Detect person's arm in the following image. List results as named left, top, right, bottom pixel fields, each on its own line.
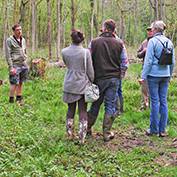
left=5, top=39, right=13, bottom=70
left=61, top=50, right=67, bottom=67
left=137, top=43, right=146, bottom=59
left=141, top=39, right=154, bottom=80
left=170, top=47, right=175, bottom=77
left=86, top=49, right=94, bottom=82
left=120, top=44, right=128, bottom=79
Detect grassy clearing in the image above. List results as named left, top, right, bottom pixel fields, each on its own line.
left=0, top=57, right=177, bottom=177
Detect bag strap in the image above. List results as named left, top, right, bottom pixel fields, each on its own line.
left=154, top=37, right=169, bottom=60
left=84, top=49, right=87, bottom=74
left=154, top=37, right=167, bottom=48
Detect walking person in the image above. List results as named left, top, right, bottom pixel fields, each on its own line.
left=137, top=25, right=153, bottom=110
left=141, top=21, right=175, bottom=137
left=62, top=30, right=94, bottom=144
left=5, top=24, right=29, bottom=105
left=87, top=19, right=128, bottom=142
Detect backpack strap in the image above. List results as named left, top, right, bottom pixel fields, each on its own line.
left=154, top=37, right=168, bottom=60
left=84, top=49, right=87, bottom=74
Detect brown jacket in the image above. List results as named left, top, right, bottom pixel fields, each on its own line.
left=137, top=38, right=151, bottom=63
left=90, top=32, right=123, bottom=82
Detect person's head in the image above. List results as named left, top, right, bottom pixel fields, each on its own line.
left=71, top=29, right=84, bottom=44
left=152, top=20, right=166, bottom=34
left=102, top=19, right=116, bottom=33
left=12, top=24, right=22, bottom=38
left=146, top=25, right=153, bottom=38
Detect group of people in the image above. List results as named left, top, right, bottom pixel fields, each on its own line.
left=5, top=19, right=175, bottom=144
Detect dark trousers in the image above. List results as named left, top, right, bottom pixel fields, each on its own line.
left=67, top=97, right=87, bottom=123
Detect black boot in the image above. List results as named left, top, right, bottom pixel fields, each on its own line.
left=87, top=112, right=97, bottom=136
left=119, top=97, right=124, bottom=114
left=103, top=114, right=115, bottom=142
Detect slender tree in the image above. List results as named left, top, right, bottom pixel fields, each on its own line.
left=47, top=0, right=52, bottom=60
left=3, top=0, right=9, bottom=53
left=71, top=0, right=75, bottom=30
left=31, top=0, right=36, bottom=52
left=90, top=0, right=95, bottom=40
left=57, top=0, right=61, bottom=61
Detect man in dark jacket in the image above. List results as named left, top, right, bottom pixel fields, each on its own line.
left=87, top=19, right=128, bottom=142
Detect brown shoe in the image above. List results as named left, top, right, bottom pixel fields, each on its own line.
left=159, top=132, right=168, bottom=137
left=104, top=131, right=115, bottom=142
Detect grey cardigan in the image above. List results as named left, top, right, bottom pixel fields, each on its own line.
left=62, top=44, right=94, bottom=94
left=5, top=36, right=27, bottom=70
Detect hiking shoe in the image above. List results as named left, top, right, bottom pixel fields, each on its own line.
left=159, top=132, right=168, bottom=137
left=103, top=131, right=115, bottom=142
left=145, top=129, right=158, bottom=136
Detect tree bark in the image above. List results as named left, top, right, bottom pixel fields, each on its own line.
left=90, top=0, right=95, bottom=40
left=3, top=0, right=9, bottom=53
left=71, top=0, right=75, bottom=30
left=159, top=0, right=165, bottom=21
left=19, top=0, right=29, bottom=25
left=31, top=0, right=36, bottom=52
left=47, top=0, right=52, bottom=60
left=13, top=0, right=19, bottom=23
left=57, top=0, right=61, bottom=61
left=62, top=0, right=66, bottom=48
left=155, top=0, right=159, bottom=20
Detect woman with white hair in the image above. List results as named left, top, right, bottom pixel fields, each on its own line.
left=141, top=20, right=175, bottom=137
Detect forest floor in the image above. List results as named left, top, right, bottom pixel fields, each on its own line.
left=0, top=53, right=177, bottom=176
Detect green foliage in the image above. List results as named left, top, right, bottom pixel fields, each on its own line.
left=1, top=0, right=177, bottom=49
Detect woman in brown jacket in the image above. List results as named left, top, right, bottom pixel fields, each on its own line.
left=62, top=30, right=94, bottom=143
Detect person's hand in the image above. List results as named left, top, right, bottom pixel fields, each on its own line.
left=138, top=79, right=145, bottom=84
left=10, top=68, right=17, bottom=75
left=143, top=48, right=147, bottom=52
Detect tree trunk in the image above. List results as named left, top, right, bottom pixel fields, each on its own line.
left=62, top=0, right=66, bottom=48
left=90, top=0, right=95, bottom=40
left=31, top=0, right=36, bottom=52
left=120, top=11, right=125, bottom=40
left=19, top=0, right=29, bottom=25
left=155, top=0, right=159, bottom=20
left=133, top=0, right=138, bottom=44
left=159, top=0, right=165, bottom=21
left=13, top=0, right=19, bottom=23
left=101, top=0, right=105, bottom=23
left=3, top=0, right=9, bottom=53
left=47, top=0, right=52, bottom=60
left=56, top=0, right=61, bottom=61
left=71, top=0, right=75, bottom=30
left=26, top=1, right=31, bottom=48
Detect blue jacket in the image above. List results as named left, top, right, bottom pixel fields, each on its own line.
left=141, top=32, right=175, bottom=79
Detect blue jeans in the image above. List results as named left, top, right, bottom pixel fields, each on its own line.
left=116, top=80, right=123, bottom=112
left=147, top=76, right=170, bottom=134
left=117, top=80, right=122, bottom=100
left=89, top=78, right=120, bottom=117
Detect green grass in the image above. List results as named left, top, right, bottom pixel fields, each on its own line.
left=0, top=58, right=177, bottom=177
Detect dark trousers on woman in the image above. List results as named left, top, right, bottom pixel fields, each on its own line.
left=66, top=97, right=87, bottom=143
